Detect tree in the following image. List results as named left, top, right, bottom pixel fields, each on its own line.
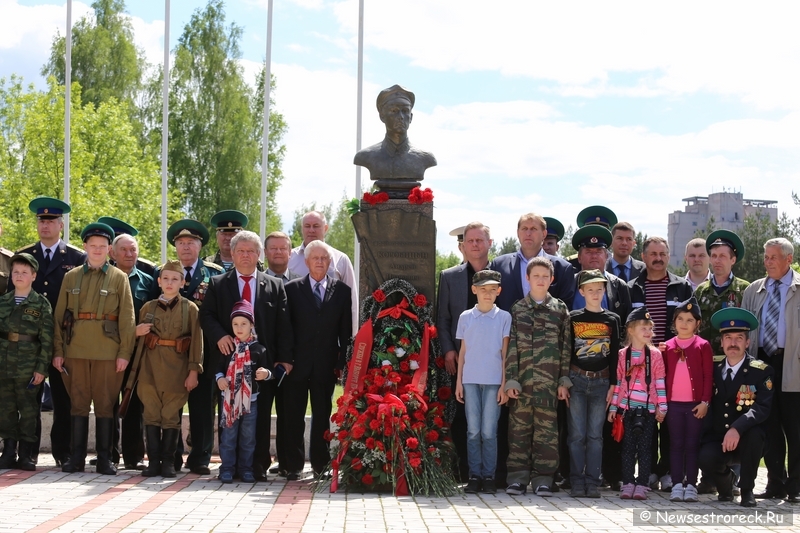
left=497, top=236, right=518, bottom=255
left=162, top=0, right=286, bottom=232
left=559, top=224, right=577, bottom=258
left=693, top=215, right=717, bottom=240
left=288, top=202, right=333, bottom=248
left=631, top=231, right=649, bottom=261
left=734, top=210, right=785, bottom=282
left=0, top=76, right=177, bottom=259
left=435, top=250, right=461, bottom=291
left=41, top=0, right=145, bottom=114
left=325, top=194, right=355, bottom=262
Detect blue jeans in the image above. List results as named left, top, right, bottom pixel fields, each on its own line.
left=219, top=401, right=258, bottom=477
left=463, top=383, right=501, bottom=478
left=567, top=371, right=609, bottom=489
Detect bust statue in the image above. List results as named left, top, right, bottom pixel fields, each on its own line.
left=354, top=85, right=437, bottom=199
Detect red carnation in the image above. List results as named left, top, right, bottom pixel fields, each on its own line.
left=413, top=294, right=427, bottom=307
left=437, top=386, right=452, bottom=401
left=373, top=289, right=387, bottom=302
left=426, top=324, right=438, bottom=339
left=406, top=437, right=419, bottom=450
left=427, top=446, right=436, bottom=454
left=352, top=425, right=366, bottom=439
left=366, top=437, right=376, bottom=449
left=375, top=192, right=389, bottom=203
left=412, top=421, right=425, bottom=431
left=434, top=357, right=445, bottom=369
left=351, top=457, right=363, bottom=471
left=433, top=416, right=444, bottom=428
left=375, top=440, right=385, bottom=451
left=362, top=473, right=374, bottom=485
left=384, top=427, right=393, bottom=436
left=414, top=410, right=426, bottom=421
left=338, top=429, right=349, bottom=440
left=399, top=361, right=410, bottom=372
left=426, top=430, right=440, bottom=443
left=369, top=419, right=381, bottom=431
left=409, top=456, right=422, bottom=469
left=323, top=429, right=331, bottom=441
left=388, top=372, right=401, bottom=383
left=399, top=337, right=410, bottom=346
left=387, top=346, right=395, bottom=353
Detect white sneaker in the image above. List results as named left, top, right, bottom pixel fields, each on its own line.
left=670, top=482, right=684, bottom=502
left=660, top=474, right=673, bottom=492
left=648, top=473, right=660, bottom=490
left=684, top=484, right=698, bottom=502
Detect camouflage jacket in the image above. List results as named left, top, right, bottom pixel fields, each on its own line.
left=695, top=276, right=750, bottom=355
left=505, top=293, right=572, bottom=405
left=0, top=290, right=54, bottom=378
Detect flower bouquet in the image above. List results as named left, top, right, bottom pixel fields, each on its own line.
left=319, top=279, right=457, bottom=496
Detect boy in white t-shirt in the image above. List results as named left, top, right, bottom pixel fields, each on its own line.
left=455, top=270, right=512, bottom=494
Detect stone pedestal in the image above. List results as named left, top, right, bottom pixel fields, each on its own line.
left=351, top=200, right=436, bottom=316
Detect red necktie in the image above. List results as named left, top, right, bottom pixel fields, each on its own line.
left=241, top=275, right=253, bottom=304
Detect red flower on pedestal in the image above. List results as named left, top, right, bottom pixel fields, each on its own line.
left=363, top=191, right=390, bottom=205
left=408, top=186, right=434, bottom=204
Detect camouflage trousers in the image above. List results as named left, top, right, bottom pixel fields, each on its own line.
left=0, top=377, right=40, bottom=442
left=507, top=397, right=559, bottom=487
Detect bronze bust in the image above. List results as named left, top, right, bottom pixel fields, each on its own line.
left=354, top=85, right=437, bottom=199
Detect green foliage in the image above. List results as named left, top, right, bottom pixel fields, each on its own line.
left=0, top=77, right=178, bottom=259
left=325, top=194, right=356, bottom=261
left=559, top=224, right=577, bottom=258
left=693, top=215, right=717, bottom=239
left=435, top=250, right=461, bottom=291
left=41, top=0, right=144, bottom=115
left=289, top=203, right=334, bottom=248
left=733, top=210, right=791, bottom=282
left=631, top=231, right=649, bottom=261
left=498, top=236, right=518, bottom=255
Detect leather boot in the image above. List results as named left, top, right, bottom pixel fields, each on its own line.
left=161, top=428, right=179, bottom=478
left=62, top=416, right=89, bottom=473
left=16, top=441, right=36, bottom=471
left=141, top=426, right=161, bottom=477
left=716, top=468, right=735, bottom=502
left=95, top=418, right=117, bottom=475
left=0, top=439, right=18, bottom=469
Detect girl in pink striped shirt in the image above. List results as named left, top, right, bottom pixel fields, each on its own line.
left=608, top=307, right=667, bottom=500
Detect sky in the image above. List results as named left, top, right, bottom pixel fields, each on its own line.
left=2, top=0, right=800, bottom=254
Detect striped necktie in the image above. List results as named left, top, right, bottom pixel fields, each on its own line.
left=761, top=281, right=781, bottom=356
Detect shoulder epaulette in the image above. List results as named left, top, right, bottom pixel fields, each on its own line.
left=138, top=257, right=157, bottom=267
left=749, top=359, right=767, bottom=370
left=713, top=355, right=726, bottom=363
left=0, top=247, right=12, bottom=257
left=203, top=254, right=217, bottom=264
left=202, top=260, right=224, bottom=273
left=16, top=243, right=37, bottom=253
left=66, top=243, right=84, bottom=253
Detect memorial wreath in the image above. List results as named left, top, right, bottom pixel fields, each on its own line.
left=318, top=278, right=458, bottom=496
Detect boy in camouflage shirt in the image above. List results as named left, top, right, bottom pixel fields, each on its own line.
left=0, top=254, right=53, bottom=471
left=504, top=257, right=572, bottom=496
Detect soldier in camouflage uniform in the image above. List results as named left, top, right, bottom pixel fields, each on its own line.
left=504, top=257, right=572, bottom=496
left=695, top=230, right=750, bottom=355
left=0, top=254, right=53, bottom=471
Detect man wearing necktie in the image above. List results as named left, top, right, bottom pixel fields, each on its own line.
left=11, top=197, right=85, bottom=468
left=283, top=240, right=352, bottom=480
left=199, top=230, right=292, bottom=481
left=742, top=237, right=800, bottom=503
left=166, top=219, right=224, bottom=475
left=698, top=307, right=773, bottom=507
left=606, top=222, right=646, bottom=283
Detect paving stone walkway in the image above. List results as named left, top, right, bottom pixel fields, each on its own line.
left=1, top=459, right=796, bottom=532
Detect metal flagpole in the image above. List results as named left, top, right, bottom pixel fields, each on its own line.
left=260, top=0, right=274, bottom=242
left=161, top=0, right=170, bottom=262
left=64, top=0, right=72, bottom=242
left=354, top=0, right=364, bottom=286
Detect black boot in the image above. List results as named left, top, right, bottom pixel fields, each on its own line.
left=0, top=439, right=18, bottom=469
left=95, top=418, right=117, bottom=475
left=716, top=469, right=735, bottom=502
left=141, top=426, right=161, bottom=477
left=16, top=441, right=36, bottom=471
left=62, top=416, right=89, bottom=473
left=161, top=429, right=179, bottom=478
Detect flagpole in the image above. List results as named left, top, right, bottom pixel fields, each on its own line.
left=260, top=0, right=274, bottom=242
left=64, top=0, right=72, bottom=242
left=161, top=0, right=170, bottom=262
left=353, top=0, right=364, bottom=286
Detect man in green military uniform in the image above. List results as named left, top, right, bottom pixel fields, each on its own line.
left=98, top=216, right=157, bottom=278
left=53, top=222, right=136, bottom=475
left=0, top=221, right=13, bottom=294
left=695, top=230, right=750, bottom=355
left=15, top=197, right=86, bottom=467
left=168, top=219, right=224, bottom=475
left=205, top=210, right=264, bottom=273
left=567, top=206, right=618, bottom=272
left=542, top=217, right=564, bottom=257
left=504, top=256, right=572, bottom=496
left=0, top=254, right=53, bottom=471
left=698, top=307, right=774, bottom=507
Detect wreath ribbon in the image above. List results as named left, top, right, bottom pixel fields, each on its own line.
left=376, top=297, right=418, bottom=321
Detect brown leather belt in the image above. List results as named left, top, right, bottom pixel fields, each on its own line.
left=570, top=365, right=609, bottom=379
left=0, top=331, right=38, bottom=342
left=76, top=313, right=118, bottom=321
left=156, top=339, right=178, bottom=347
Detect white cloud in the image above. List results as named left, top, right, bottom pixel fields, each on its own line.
left=332, top=0, right=800, bottom=110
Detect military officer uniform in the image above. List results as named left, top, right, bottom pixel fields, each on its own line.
left=205, top=210, right=264, bottom=272
left=695, top=230, right=749, bottom=355
left=0, top=254, right=53, bottom=470
left=168, top=219, right=223, bottom=474
left=53, top=223, right=136, bottom=475
left=98, top=216, right=157, bottom=278
left=14, top=197, right=85, bottom=466
left=542, top=217, right=564, bottom=257
left=697, top=308, right=774, bottom=507
left=567, top=206, right=618, bottom=273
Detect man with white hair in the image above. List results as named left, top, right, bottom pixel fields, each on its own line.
left=199, top=230, right=293, bottom=481
left=288, top=211, right=358, bottom=331
left=283, top=240, right=352, bottom=480
left=742, top=237, right=800, bottom=503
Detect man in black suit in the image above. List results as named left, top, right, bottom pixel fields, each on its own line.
left=13, top=197, right=86, bottom=466
left=283, top=240, right=352, bottom=480
left=491, top=212, right=575, bottom=312
left=605, top=222, right=646, bottom=283
left=199, top=230, right=293, bottom=481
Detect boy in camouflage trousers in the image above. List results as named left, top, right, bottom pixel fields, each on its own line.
left=0, top=254, right=53, bottom=471
left=504, top=257, right=572, bottom=496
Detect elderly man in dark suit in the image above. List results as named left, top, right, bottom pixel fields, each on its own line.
left=198, top=230, right=293, bottom=481
left=283, top=240, right=352, bottom=480
left=437, top=221, right=493, bottom=483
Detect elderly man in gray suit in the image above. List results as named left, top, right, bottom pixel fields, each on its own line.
left=437, top=221, right=493, bottom=484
